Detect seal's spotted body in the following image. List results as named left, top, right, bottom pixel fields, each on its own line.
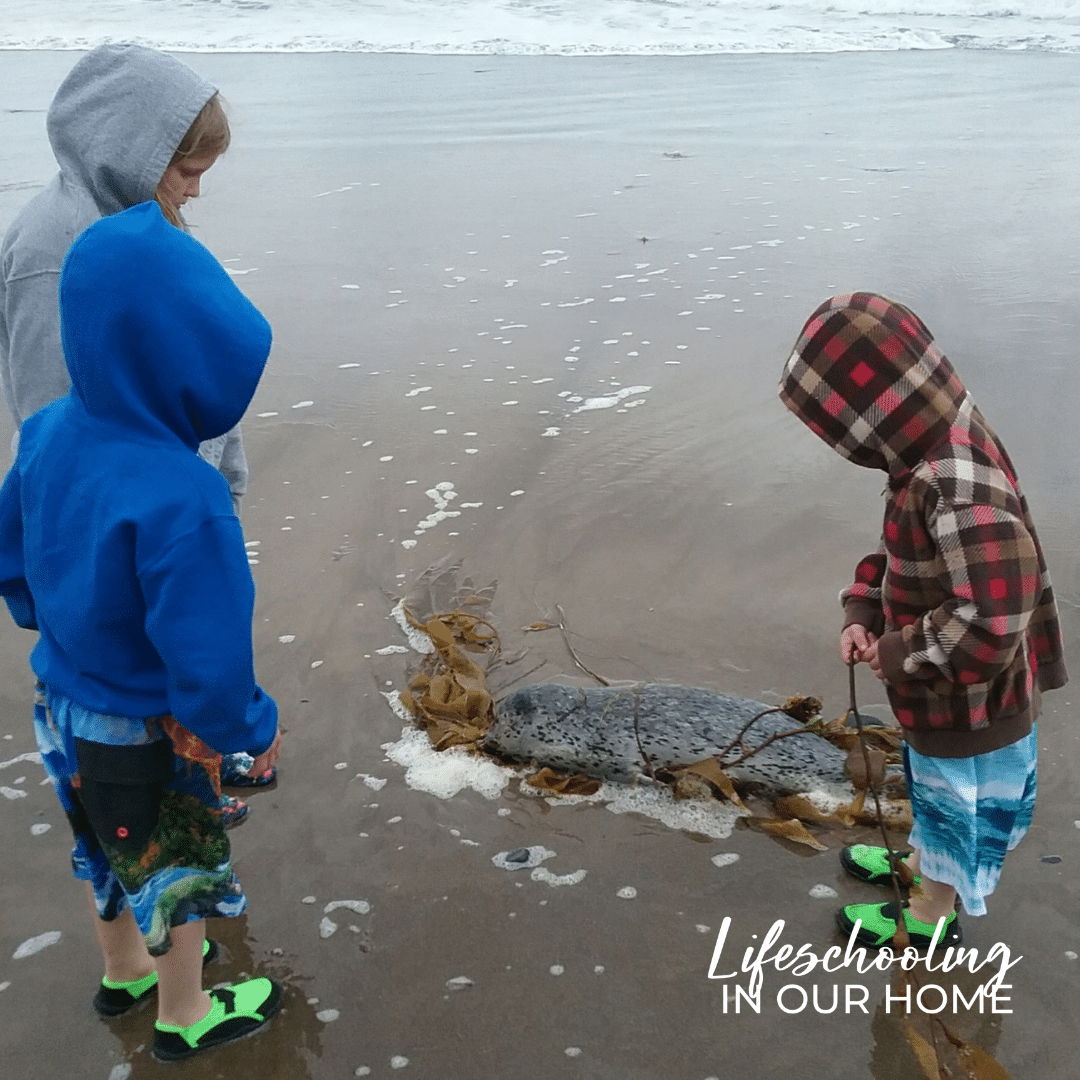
left=487, top=683, right=849, bottom=795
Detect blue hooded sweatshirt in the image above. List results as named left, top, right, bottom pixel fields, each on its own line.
left=0, top=201, right=276, bottom=756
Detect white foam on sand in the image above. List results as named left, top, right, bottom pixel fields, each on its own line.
left=325, top=899, right=371, bottom=915
left=0, top=752, right=42, bottom=770
left=12, top=931, right=61, bottom=959
left=413, top=483, right=461, bottom=538
left=381, top=725, right=511, bottom=801
left=531, top=866, right=587, bottom=887
left=571, top=385, right=652, bottom=413
left=390, top=601, right=436, bottom=655
left=538, top=778, right=743, bottom=839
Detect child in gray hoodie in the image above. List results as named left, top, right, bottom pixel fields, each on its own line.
left=0, top=44, right=245, bottom=497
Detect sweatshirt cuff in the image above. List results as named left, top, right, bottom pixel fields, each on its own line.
left=875, top=630, right=909, bottom=684
left=4, top=590, right=37, bottom=631
left=842, top=598, right=884, bottom=638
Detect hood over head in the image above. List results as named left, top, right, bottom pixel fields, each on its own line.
left=59, top=201, right=271, bottom=448
left=47, top=44, right=216, bottom=217
left=778, top=292, right=1007, bottom=477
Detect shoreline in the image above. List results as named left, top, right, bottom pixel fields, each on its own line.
left=1, top=48, right=1078, bottom=1080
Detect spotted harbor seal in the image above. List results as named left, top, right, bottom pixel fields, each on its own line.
left=485, top=683, right=850, bottom=795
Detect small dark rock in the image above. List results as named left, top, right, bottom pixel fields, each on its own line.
left=505, top=847, right=531, bottom=864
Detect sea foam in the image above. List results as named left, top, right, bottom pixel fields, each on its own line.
left=3, top=1, right=1080, bottom=55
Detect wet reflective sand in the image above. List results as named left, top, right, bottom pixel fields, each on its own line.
left=1, top=50, right=1079, bottom=1080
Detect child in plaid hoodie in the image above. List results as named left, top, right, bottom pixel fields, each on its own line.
left=779, top=293, right=1067, bottom=948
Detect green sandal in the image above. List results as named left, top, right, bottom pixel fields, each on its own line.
left=840, top=844, right=921, bottom=887
left=836, top=900, right=962, bottom=949
left=152, top=977, right=282, bottom=1061
left=93, top=937, right=218, bottom=1017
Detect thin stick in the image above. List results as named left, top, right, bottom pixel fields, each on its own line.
left=491, top=660, right=549, bottom=701
left=554, top=604, right=611, bottom=686
left=848, top=660, right=908, bottom=914
left=721, top=725, right=823, bottom=767
left=632, top=685, right=658, bottom=782
left=711, top=707, right=786, bottom=762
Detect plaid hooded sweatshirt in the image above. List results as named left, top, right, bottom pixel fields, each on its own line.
left=779, top=293, right=1066, bottom=758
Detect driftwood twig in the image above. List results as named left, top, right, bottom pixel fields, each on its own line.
left=554, top=604, right=611, bottom=686
left=632, top=685, right=658, bottom=782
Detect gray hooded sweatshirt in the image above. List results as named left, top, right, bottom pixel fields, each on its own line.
left=0, top=44, right=246, bottom=503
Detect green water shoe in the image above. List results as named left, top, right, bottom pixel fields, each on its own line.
left=836, top=900, right=961, bottom=949
left=840, top=844, right=921, bottom=887
left=93, top=937, right=218, bottom=1017
left=152, top=977, right=282, bottom=1061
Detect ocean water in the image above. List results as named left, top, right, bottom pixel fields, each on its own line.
left=3, top=0, right=1080, bottom=55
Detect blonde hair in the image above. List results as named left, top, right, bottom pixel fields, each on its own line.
left=155, top=93, right=231, bottom=227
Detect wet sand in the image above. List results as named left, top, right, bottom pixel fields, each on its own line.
left=2, top=49, right=1079, bottom=1080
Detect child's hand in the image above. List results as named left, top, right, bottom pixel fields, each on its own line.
left=840, top=624, right=878, bottom=665
left=860, top=639, right=886, bottom=681
left=249, top=732, right=282, bottom=778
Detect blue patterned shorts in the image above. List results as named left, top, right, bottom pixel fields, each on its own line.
left=33, top=683, right=247, bottom=955
left=905, top=727, right=1037, bottom=917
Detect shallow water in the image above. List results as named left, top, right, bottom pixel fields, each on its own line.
left=1, top=50, right=1079, bottom=1080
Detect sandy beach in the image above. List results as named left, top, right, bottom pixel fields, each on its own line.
left=2, top=49, right=1079, bottom=1079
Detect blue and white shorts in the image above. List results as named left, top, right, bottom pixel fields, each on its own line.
left=905, top=727, right=1037, bottom=917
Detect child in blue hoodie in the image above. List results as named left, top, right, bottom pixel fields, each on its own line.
left=0, top=43, right=274, bottom=806
left=0, top=202, right=281, bottom=1060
